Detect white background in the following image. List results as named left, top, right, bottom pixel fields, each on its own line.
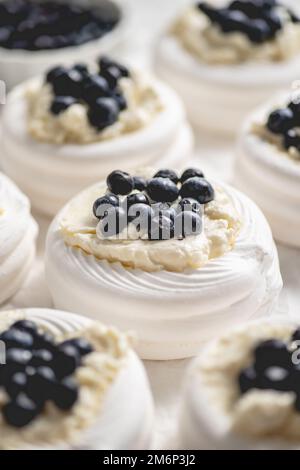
left=1, top=0, right=300, bottom=449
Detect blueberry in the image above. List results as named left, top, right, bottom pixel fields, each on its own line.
left=52, top=69, right=83, bottom=98
left=0, top=26, right=13, bottom=44
left=99, top=56, right=130, bottom=79
left=46, top=66, right=66, bottom=84
left=29, top=349, right=53, bottom=368
left=82, top=74, right=109, bottom=105
left=291, top=328, right=300, bottom=342
left=60, top=338, right=93, bottom=357
left=11, top=320, right=37, bottom=336
left=133, top=176, right=147, bottom=191
left=180, top=177, right=214, bottom=204
left=2, top=393, right=40, bottom=428
left=33, top=331, right=55, bottom=351
left=4, top=371, right=27, bottom=399
left=247, top=19, right=272, bottom=44
left=261, top=366, right=292, bottom=392
left=101, top=66, right=122, bottom=89
left=288, top=100, right=300, bottom=118
left=107, top=170, right=134, bottom=196
left=267, top=108, right=294, bottom=134
left=174, top=211, right=202, bottom=238
left=52, top=376, right=78, bottom=411
left=197, top=2, right=222, bottom=23
left=283, top=129, right=300, bottom=151
left=0, top=328, right=33, bottom=350
left=238, top=366, right=259, bottom=394
left=180, top=168, right=204, bottom=183
left=263, top=11, right=282, bottom=35
left=98, top=206, right=127, bottom=238
left=126, top=193, right=149, bottom=210
left=50, top=96, right=77, bottom=115
left=229, top=1, right=272, bottom=18
left=5, top=348, right=32, bottom=368
left=53, top=345, right=80, bottom=379
left=73, top=63, right=89, bottom=77
left=177, top=198, right=202, bottom=214
left=148, top=215, right=175, bottom=241
left=219, top=10, right=249, bottom=34
left=26, top=366, right=56, bottom=402
left=113, top=91, right=127, bottom=111
left=153, top=169, right=179, bottom=184
left=254, top=339, right=291, bottom=372
left=87, top=97, right=119, bottom=130
left=147, top=177, right=179, bottom=203
left=93, top=193, right=119, bottom=219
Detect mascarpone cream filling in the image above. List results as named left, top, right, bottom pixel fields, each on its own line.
left=0, top=173, right=37, bottom=304
left=0, top=309, right=153, bottom=450
left=181, top=319, right=300, bottom=449
left=235, top=95, right=300, bottom=247
left=59, top=178, right=241, bottom=273
left=27, top=72, right=163, bottom=145
left=173, top=5, right=300, bottom=65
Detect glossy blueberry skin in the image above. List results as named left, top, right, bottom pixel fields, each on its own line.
left=180, top=168, right=204, bottom=183
left=260, top=366, right=292, bottom=392
left=51, top=69, right=83, bottom=98
left=99, top=56, right=130, bottom=79
left=0, top=328, right=33, bottom=350
left=11, top=320, right=38, bottom=336
left=2, top=393, right=40, bottom=428
left=146, top=177, right=179, bottom=203
left=180, top=177, right=214, bottom=204
left=87, top=97, right=119, bottom=130
left=26, top=366, right=56, bottom=402
left=93, top=193, right=119, bottom=220
left=52, top=377, right=79, bottom=411
left=60, top=338, right=93, bottom=358
left=247, top=18, right=272, bottom=44
left=53, top=345, right=80, bottom=379
left=153, top=169, right=179, bottom=184
left=29, top=349, right=54, bottom=368
left=107, top=170, right=134, bottom=196
left=126, top=193, right=149, bottom=210
left=133, top=176, right=147, bottom=191
left=254, top=339, right=292, bottom=372
left=288, top=100, right=300, bottom=119
left=82, top=74, right=109, bottom=105
left=238, top=366, right=259, bottom=394
left=283, top=129, right=300, bottom=151
left=267, top=108, right=294, bottom=134
left=46, top=66, right=66, bottom=85
left=3, top=371, right=27, bottom=399
left=50, top=96, right=77, bottom=115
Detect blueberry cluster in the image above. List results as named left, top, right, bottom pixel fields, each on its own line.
left=238, top=328, right=300, bottom=410
left=0, top=0, right=120, bottom=51
left=46, top=56, right=129, bottom=131
left=93, top=168, right=215, bottom=241
left=198, top=0, right=299, bottom=44
left=266, top=102, right=300, bottom=152
left=0, top=320, right=93, bottom=428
